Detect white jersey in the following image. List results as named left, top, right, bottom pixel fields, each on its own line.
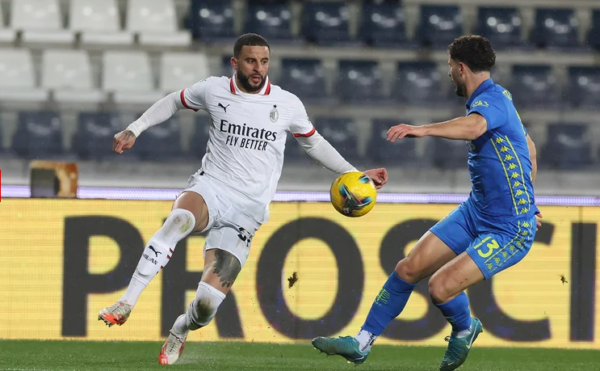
left=180, top=75, right=315, bottom=224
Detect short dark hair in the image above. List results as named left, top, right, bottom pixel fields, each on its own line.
left=448, top=35, right=496, bottom=73
left=233, top=33, right=270, bottom=58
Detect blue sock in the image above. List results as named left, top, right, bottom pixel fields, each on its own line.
left=435, top=292, right=472, bottom=333
left=362, top=271, right=416, bottom=336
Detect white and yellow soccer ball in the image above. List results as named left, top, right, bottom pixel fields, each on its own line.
left=330, top=171, right=377, bottom=217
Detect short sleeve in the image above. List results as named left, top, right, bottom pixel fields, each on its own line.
left=180, top=78, right=213, bottom=112
left=289, top=97, right=316, bottom=138
left=467, top=94, right=507, bottom=131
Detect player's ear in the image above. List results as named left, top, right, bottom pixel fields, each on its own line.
left=459, top=62, right=466, bottom=77
left=230, top=57, right=238, bottom=71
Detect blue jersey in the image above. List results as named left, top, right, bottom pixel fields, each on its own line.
left=464, top=78, right=538, bottom=222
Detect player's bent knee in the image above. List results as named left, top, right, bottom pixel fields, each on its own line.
left=164, top=208, right=196, bottom=237
left=186, top=282, right=226, bottom=330
left=395, top=258, right=422, bottom=284
left=173, top=192, right=208, bottom=231
left=428, top=276, right=451, bottom=304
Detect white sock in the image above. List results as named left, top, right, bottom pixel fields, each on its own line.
left=119, top=209, right=195, bottom=309
left=172, top=314, right=189, bottom=337
left=119, top=276, right=146, bottom=307
left=355, top=328, right=378, bottom=352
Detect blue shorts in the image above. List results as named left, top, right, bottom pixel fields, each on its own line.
left=430, top=202, right=537, bottom=280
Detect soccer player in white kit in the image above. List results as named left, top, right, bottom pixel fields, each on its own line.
left=98, top=33, right=388, bottom=365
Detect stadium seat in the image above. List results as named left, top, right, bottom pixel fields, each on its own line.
left=361, top=0, right=413, bottom=48
left=0, top=2, right=16, bottom=43
left=245, top=0, right=298, bottom=44
left=542, top=124, right=592, bottom=169
left=588, top=10, right=600, bottom=50
left=285, top=131, right=305, bottom=163
left=12, top=111, right=63, bottom=159
left=392, top=61, right=447, bottom=107
left=127, top=0, right=191, bottom=46
left=476, top=7, right=525, bottom=49
left=313, top=118, right=360, bottom=161
left=221, top=55, right=234, bottom=77
left=189, top=0, right=236, bottom=43
left=191, top=115, right=211, bottom=159
left=567, top=66, right=600, bottom=109
left=301, top=1, right=356, bottom=46
left=417, top=5, right=463, bottom=48
left=42, top=50, right=105, bottom=104
left=102, top=51, right=163, bottom=105
left=0, top=49, right=48, bottom=103
left=279, top=58, right=329, bottom=104
left=72, top=112, right=122, bottom=160
left=368, top=119, right=418, bottom=165
left=335, top=60, right=385, bottom=104
left=11, top=0, right=74, bottom=45
left=530, top=8, right=580, bottom=50
left=70, top=0, right=133, bottom=46
left=136, top=116, right=185, bottom=162
left=429, top=137, right=468, bottom=169
left=509, top=65, right=559, bottom=109
left=160, top=53, right=210, bottom=92
left=0, top=122, right=4, bottom=155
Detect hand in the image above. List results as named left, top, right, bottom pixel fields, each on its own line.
left=535, top=212, right=542, bottom=231
left=113, top=130, right=137, bottom=154
left=386, top=124, right=426, bottom=143
left=363, top=168, right=388, bottom=189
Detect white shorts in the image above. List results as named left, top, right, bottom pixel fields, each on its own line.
left=181, top=172, right=261, bottom=267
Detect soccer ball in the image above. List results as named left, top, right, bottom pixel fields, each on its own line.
left=330, top=172, right=377, bottom=217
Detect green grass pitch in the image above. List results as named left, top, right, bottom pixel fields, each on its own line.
left=0, top=340, right=598, bottom=370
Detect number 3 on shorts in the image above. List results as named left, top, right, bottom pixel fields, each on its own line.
left=474, top=237, right=500, bottom=258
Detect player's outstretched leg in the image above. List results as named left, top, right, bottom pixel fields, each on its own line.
left=312, top=232, right=456, bottom=364
left=429, top=253, right=485, bottom=371
left=159, top=249, right=238, bottom=365
left=98, top=202, right=200, bottom=327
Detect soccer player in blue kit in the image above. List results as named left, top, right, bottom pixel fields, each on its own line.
left=312, top=35, right=542, bottom=371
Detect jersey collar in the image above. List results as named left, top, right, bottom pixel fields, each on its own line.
left=466, top=78, right=494, bottom=109
left=230, top=74, right=271, bottom=96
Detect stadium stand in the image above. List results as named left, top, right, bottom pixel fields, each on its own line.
left=336, top=60, right=386, bottom=104
left=0, top=49, right=48, bottom=103
left=368, top=119, right=418, bottom=166
left=189, top=0, right=236, bottom=43
left=279, top=58, right=330, bottom=104
left=42, top=50, right=105, bottom=104
left=361, top=0, right=413, bottom=48
left=72, top=112, right=123, bottom=160
left=530, top=8, right=581, bottom=50
left=12, top=111, right=64, bottom=159
left=417, top=5, right=463, bottom=49
left=70, top=0, right=133, bottom=46
left=0, top=0, right=599, bottom=186
left=301, top=1, right=357, bottom=46
left=542, top=124, right=592, bottom=169
left=313, top=117, right=360, bottom=161
left=509, top=65, right=560, bottom=109
left=567, top=66, right=600, bottom=109
left=245, top=0, right=298, bottom=44
left=475, top=7, right=526, bottom=50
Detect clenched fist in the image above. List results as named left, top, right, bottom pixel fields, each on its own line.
left=113, top=130, right=137, bottom=154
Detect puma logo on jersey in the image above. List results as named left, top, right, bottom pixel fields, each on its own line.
left=218, top=103, right=230, bottom=112
left=148, top=246, right=162, bottom=257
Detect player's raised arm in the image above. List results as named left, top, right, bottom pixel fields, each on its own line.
left=289, top=98, right=388, bottom=188
left=113, top=79, right=211, bottom=154
left=386, top=114, right=489, bottom=143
